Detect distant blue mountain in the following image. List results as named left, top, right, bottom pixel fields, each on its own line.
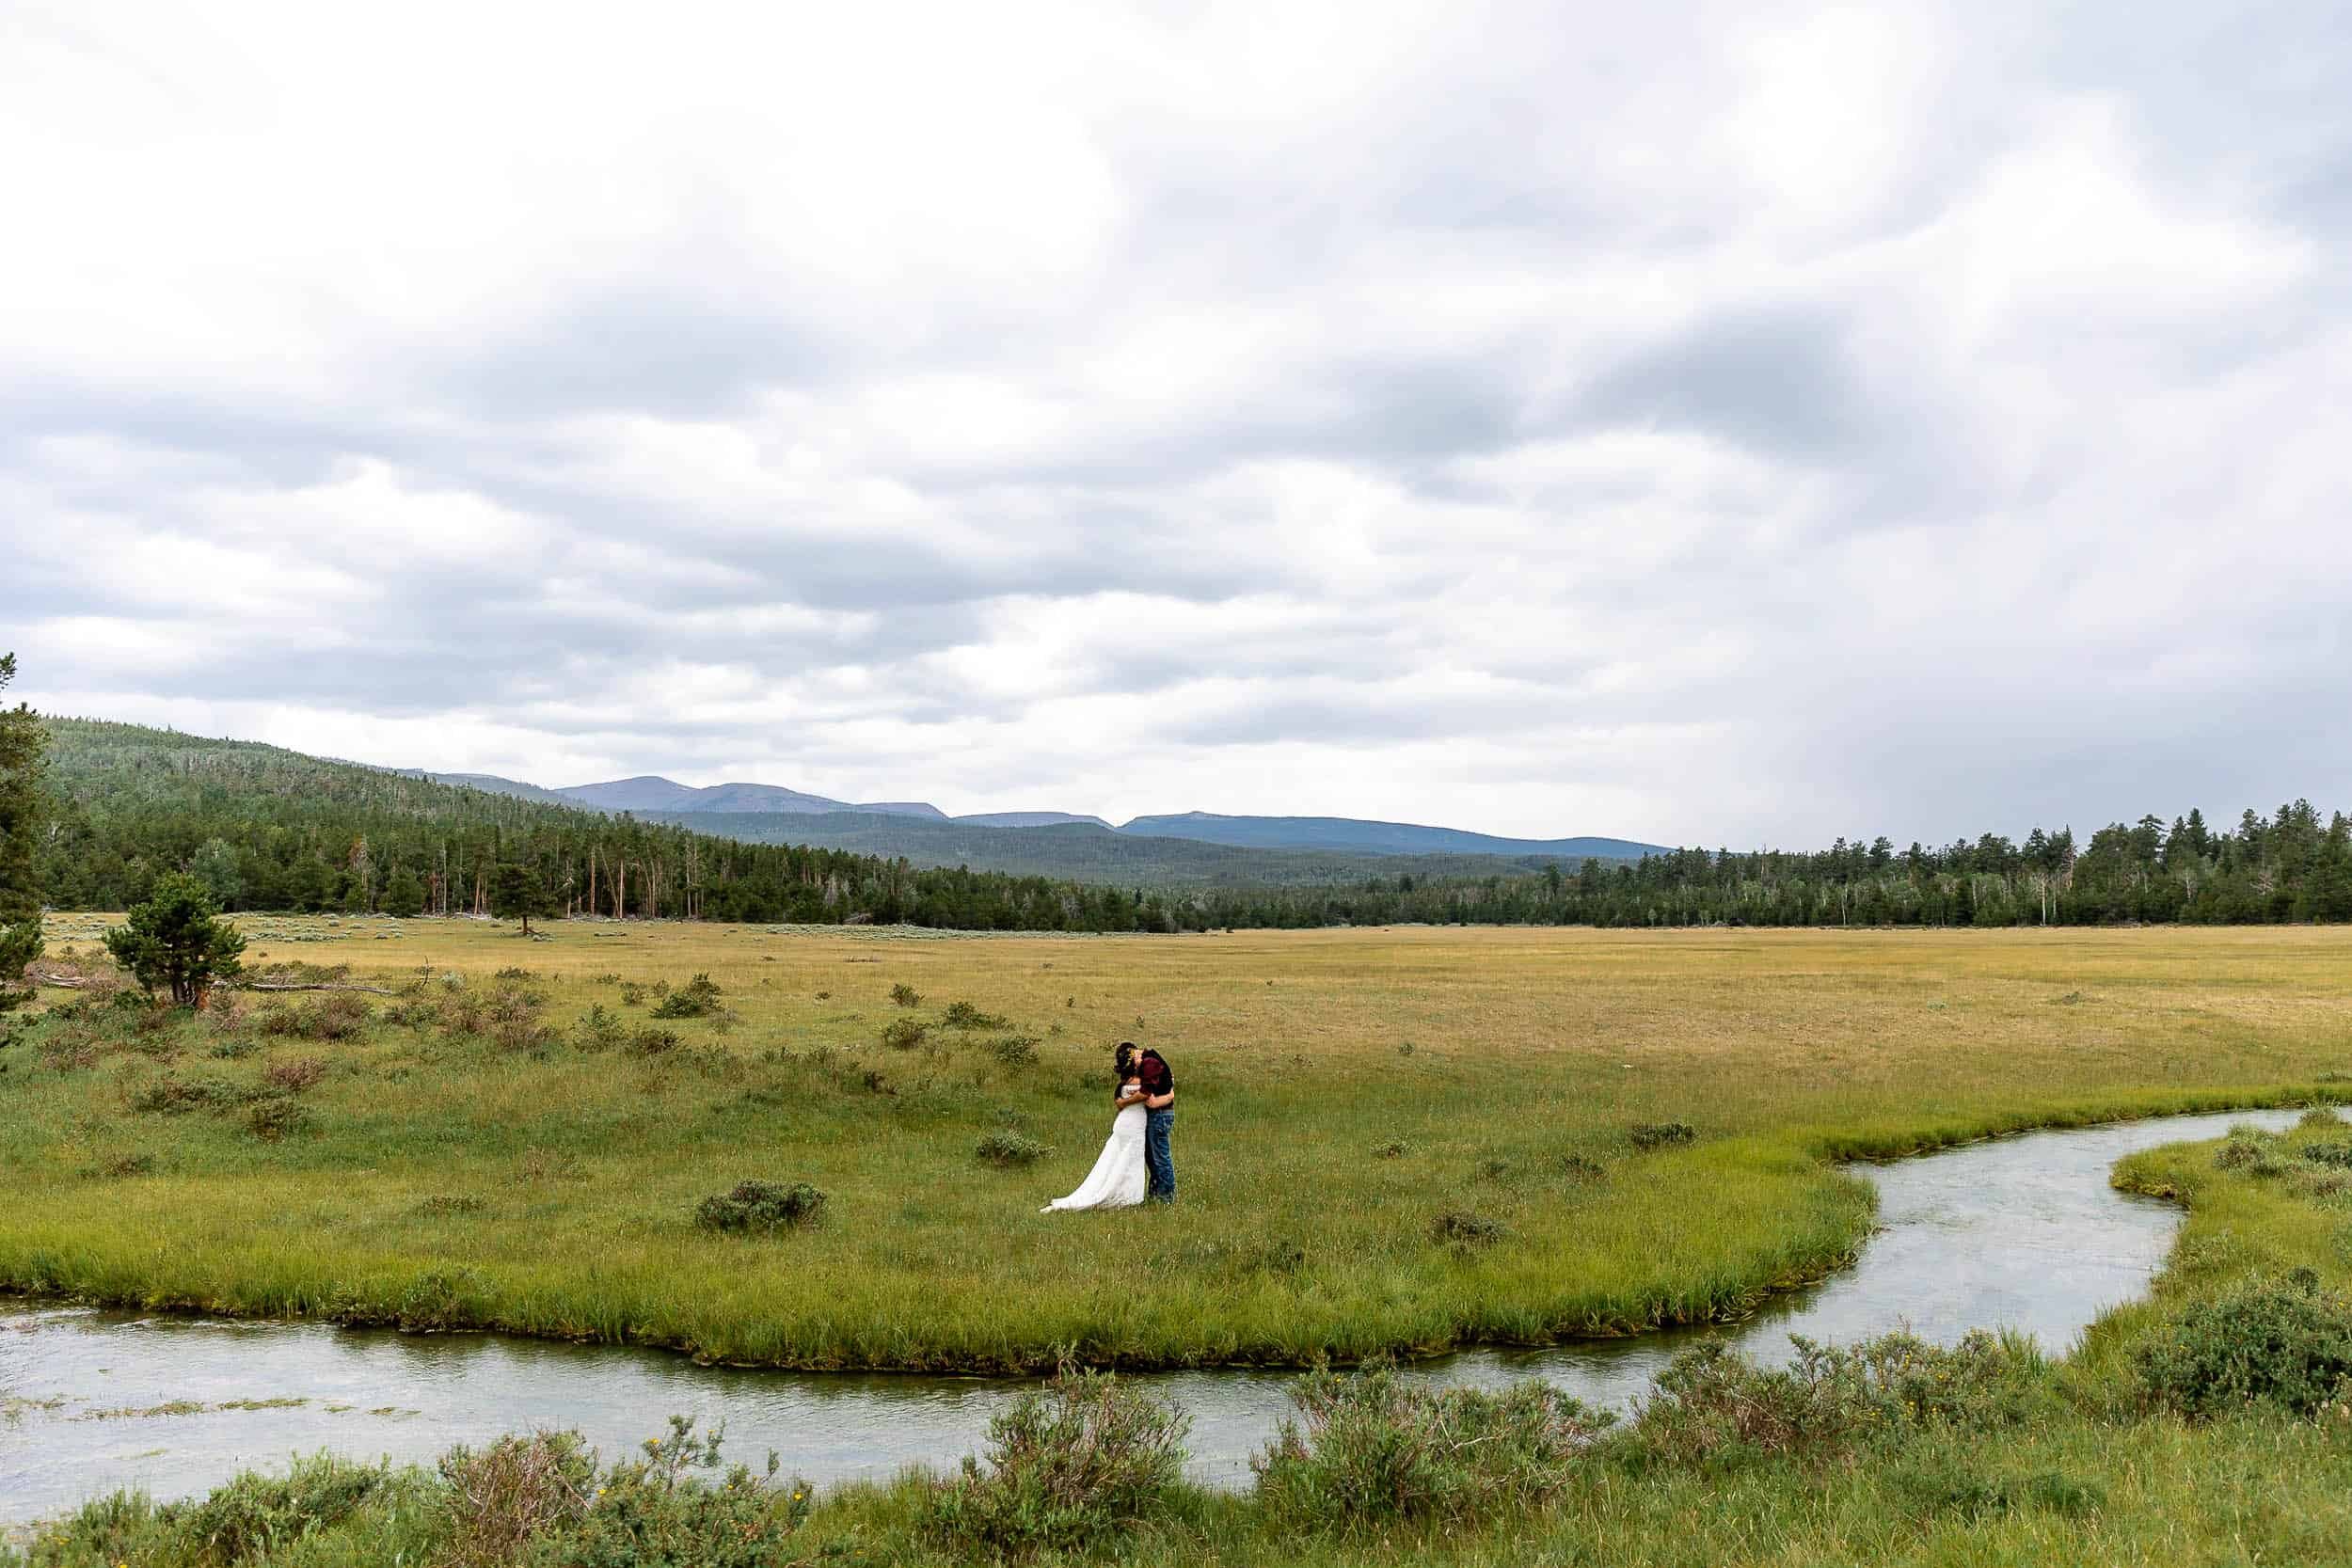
left=1115, top=811, right=1667, bottom=861
left=416, top=770, right=1662, bottom=865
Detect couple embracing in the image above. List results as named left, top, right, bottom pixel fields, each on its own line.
left=1041, top=1042, right=1176, bottom=1212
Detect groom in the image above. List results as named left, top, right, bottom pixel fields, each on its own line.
left=1131, top=1042, right=1177, bottom=1203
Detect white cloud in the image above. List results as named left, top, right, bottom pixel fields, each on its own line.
left=6, top=0, right=2348, bottom=845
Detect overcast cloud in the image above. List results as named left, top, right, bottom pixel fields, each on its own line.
left=5, top=0, right=2346, bottom=846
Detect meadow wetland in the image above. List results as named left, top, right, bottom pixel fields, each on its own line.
left=8, top=917, right=2352, bottom=1564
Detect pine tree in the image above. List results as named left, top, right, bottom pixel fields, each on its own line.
left=0, top=653, right=44, bottom=1013
left=105, top=872, right=247, bottom=1006
left=490, top=862, right=553, bottom=936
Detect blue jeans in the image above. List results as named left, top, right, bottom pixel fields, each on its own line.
left=1144, top=1107, right=1176, bottom=1203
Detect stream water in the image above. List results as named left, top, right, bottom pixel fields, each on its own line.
left=2, top=1107, right=2329, bottom=1525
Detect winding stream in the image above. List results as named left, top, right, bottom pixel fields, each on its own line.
left=2, top=1107, right=2329, bottom=1525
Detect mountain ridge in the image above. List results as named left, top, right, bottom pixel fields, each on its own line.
left=415, top=770, right=1666, bottom=862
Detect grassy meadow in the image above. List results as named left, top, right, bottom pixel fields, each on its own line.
left=15, top=1111, right=2352, bottom=1567
left=4, top=916, right=2351, bottom=1371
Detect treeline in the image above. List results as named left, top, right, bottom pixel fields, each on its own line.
left=25, top=719, right=2352, bottom=934
left=1174, top=805, right=2352, bottom=929
left=32, top=721, right=1196, bottom=932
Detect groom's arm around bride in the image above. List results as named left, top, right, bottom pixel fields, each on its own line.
left=1137, top=1046, right=1177, bottom=1205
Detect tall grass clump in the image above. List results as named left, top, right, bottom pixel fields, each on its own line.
left=928, top=1367, right=1189, bottom=1557
left=1252, top=1361, right=1605, bottom=1529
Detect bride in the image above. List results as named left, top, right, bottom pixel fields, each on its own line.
left=1042, top=1045, right=1151, bottom=1212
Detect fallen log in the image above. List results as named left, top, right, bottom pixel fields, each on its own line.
left=25, top=971, right=395, bottom=997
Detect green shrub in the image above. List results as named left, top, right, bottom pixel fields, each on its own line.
left=1253, top=1361, right=1604, bottom=1528
left=881, top=1017, right=929, bottom=1051
left=128, top=1073, right=252, bottom=1115
left=628, top=1026, right=682, bottom=1055
left=1634, top=1330, right=2054, bottom=1463
left=977, top=1131, right=1052, bottom=1166
left=522, top=1418, right=807, bottom=1568
left=1558, top=1152, right=1608, bottom=1181
left=987, top=1033, right=1042, bottom=1067
left=159, top=1450, right=393, bottom=1560
left=942, top=1000, right=1011, bottom=1030
left=1629, top=1120, right=1695, bottom=1150
left=928, top=1368, right=1188, bottom=1556
left=694, top=1180, right=827, bottom=1233
left=572, top=1004, right=627, bottom=1053
left=889, top=982, right=923, bottom=1007
left=2217, top=1131, right=2288, bottom=1178
left=246, top=1094, right=314, bottom=1141
left=2301, top=1141, right=2352, bottom=1169
left=208, top=1037, right=257, bottom=1059
left=256, top=992, right=373, bottom=1041
left=2136, top=1275, right=2352, bottom=1418
left=1434, top=1210, right=1504, bottom=1247
left=651, top=974, right=724, bottom=1020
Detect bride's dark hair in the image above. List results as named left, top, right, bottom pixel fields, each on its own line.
left=1113, top=1041, right=1139, bottom=1085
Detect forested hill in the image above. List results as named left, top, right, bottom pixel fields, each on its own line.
left=652, top=809, right=1599, bottom=889
left=24, top=719, right=2352, bottom=932
left=29, top=720, right=1200, bottom=929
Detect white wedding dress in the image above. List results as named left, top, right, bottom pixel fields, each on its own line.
left=1042, top=1091, right=1148, bottom=1212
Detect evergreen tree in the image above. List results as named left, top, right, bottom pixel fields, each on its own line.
left=382, top=868, right=426, bottom=918
left=188, top=837, right=245, bottom=911
left=490, top=862, right=553, bottom=936
left=105, top=872, right=247, bottom=1006
left=0, top=653, right=43, bottom=1014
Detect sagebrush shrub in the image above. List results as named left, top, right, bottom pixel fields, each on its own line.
left=889, top=983, right=923, bottom=1008
left=881, top=1017, right=929, bottom=1051
left=1253, top=1362, right=1604, bottom=1528
left=264, top=1054, right=327, bottom=1092
left=1629, top=1120, right=1696, bottom=1150
left=929, top=1369, right=1188, bottom=1556
left=942, top=1000, right=1011, bottom=1030
left=2136, top=1275, right=2352, bottom=1418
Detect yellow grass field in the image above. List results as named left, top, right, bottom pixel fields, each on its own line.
left=8, top=916, right=2350, bottom=1369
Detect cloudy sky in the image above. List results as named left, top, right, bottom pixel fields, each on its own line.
left=6, top=1, right=2346, bottom=847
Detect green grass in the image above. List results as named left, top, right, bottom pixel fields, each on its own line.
left=5, top=918, right=2351, bottom=1370
left=13, top=1123, right=2352, bottom=1566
